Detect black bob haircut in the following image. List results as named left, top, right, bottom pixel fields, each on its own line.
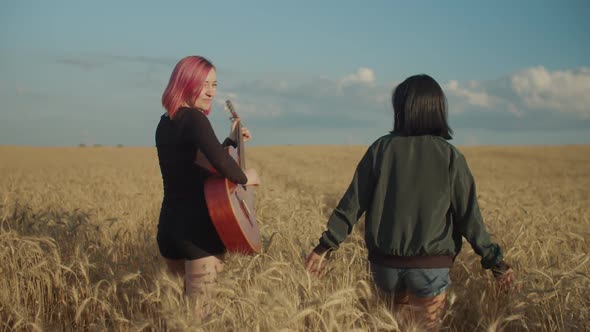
left=391, top=74, right=453, bottom=140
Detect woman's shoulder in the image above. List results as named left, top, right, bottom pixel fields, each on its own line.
left=371, top=133, right=462, bottom=156
left=372, top=132, right=438, bottom=144
left=431, top=135, right=459, bottom=150
left=372, top=132, right=398, bottom=145
left=174, top=107, right=210, bottom=125
left=426, top=136, right=466, bottom=162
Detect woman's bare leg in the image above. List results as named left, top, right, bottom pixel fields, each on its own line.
left=407, top=291, right=447, bottom=332
left=383, top=292, right=411, bottom=327
left=184, top=254, right=225, bottom=318
left=184, top=255, right=224, bottom=317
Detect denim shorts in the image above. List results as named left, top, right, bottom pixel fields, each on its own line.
left=371, top=263, right=451, bottom=298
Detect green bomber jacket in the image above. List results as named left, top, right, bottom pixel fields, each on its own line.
left=317, top=133, right=503, bottom=269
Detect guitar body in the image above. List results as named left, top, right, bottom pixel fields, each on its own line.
left=203, top=101, right=261, bottom=254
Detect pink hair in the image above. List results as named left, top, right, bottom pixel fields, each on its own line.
left=162, top=56, right=215, bottom=118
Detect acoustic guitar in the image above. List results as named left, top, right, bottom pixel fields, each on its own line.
left=204, top=100, right=261, bottom=254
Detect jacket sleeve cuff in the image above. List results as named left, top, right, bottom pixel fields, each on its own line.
left=480, top=245, right=504, bottom=269
left=313, top=243, right=333, bottom=256
left=491, top=260, right=511, bottom=277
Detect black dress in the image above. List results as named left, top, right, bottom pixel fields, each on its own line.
left=155, top=107, right=247, bottom=260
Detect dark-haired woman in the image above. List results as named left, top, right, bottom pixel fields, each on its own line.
left=305, top=74, right=515, bottom=331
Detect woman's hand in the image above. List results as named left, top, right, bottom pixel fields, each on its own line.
left=492, top=261, right=518, bottom=293
left=230, top=118, right=252, bottom=142
left=240, top=127, right=252, bottom=142
left=244, top=169, right=261, bottom=186
left=495, top=268, right=517, bottom=292
left=305, top=249, right=330, bottom=278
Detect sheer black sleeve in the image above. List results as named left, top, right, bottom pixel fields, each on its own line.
left=177, top=108, right=247, bottom=184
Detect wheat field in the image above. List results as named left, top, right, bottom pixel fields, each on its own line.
left=1, top=144, right=589, bottom=331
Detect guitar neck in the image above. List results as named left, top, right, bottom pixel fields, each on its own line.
left=227, top=100, right=246, bottom=169
left=236, top=121, right=246, bottom=169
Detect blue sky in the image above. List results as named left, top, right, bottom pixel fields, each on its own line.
left=1, top=0, right=589, bottom=146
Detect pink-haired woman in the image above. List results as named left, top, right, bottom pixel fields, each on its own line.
left=156, top=56, right=260, bottom=301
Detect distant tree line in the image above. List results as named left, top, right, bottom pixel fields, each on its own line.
left=78, top=144, right=125, bottom=148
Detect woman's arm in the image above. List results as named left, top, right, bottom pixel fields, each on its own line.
left=178, top=109, right=247, bottom=184
left=317, top=146, right=377, bottom=251
left=450, top=152, right=503, bottom=269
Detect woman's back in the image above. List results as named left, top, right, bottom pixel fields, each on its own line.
left=156, top=110, right=208, bottom=201
left=366, top=134, right=457, bottom=255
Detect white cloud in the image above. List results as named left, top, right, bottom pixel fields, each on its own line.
left=443, top=66, right=590, bottom=119
left=339, top=67, right=376, bottom=86
left=506, top=103, right=524, bottom=117
left=5, top=51, right=589, bottom=146
left=231, top=100, right=282, bottom=117
left=221, top=66, right=590, bottom=127
left=214, top=92, right=282, bottom=118
left=48, top=52, right=590, bottom=120
left=511, top=66, right=590, bottom=118
left=444, top=79, right=495, bottom=110
left=226, top=67, right=386, bottom=111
